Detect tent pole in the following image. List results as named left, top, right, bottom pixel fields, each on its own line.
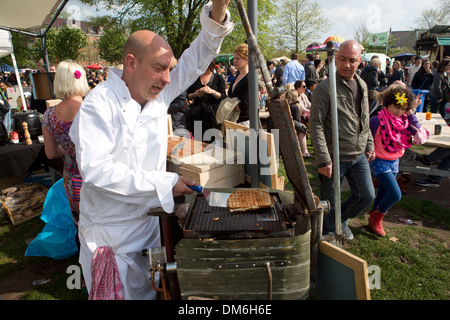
left=326, top=41, right=342, bottom=248
left=10, top=50, right=26, bottom=111
left=39, top=30, right=55, bottom=99
left=247, top=0, right=260, bottom=188
left=42, top=0, right=70, bottom=37
left=0, top=26, right=37, bottom=37
left=40, top=30, right=50, bottom=73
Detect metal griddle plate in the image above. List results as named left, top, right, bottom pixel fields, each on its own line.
left=267, top=99, right=317, bottom=211
left=182, top=193, right=295, bottom=239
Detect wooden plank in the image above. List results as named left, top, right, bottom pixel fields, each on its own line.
left=399, top=165, right=450, bottom=177
left=167, top=136, right=207, bottom=161
left=46, top=99, right=62, bottom=108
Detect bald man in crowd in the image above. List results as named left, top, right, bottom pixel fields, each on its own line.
left=69, top=0, right=234, bottom=300
left=309, top=40, right=375, bottom=241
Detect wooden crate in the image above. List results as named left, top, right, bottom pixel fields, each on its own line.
left=1, top=183, right=47, bottom=226
left=178, top=148, right=244, bottom=188
left=176, top=233, right=311, bottom=300
left=179, top=164, right=244, bottom=188
left=168, top=137, right=245, bottom=188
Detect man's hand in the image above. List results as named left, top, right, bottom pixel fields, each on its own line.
left=210, top=0, right=230, bottom=24
left=173, top=176, right=196, bottom=197
left=318, top=164, right=333, bottom=179
left=365, top=151, right=376, bottom=162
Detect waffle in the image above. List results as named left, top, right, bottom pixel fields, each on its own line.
left=227, top=189, right=274, bottom=212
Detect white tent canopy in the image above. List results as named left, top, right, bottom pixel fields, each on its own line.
left=0, top=30, right=27, bottom=113
left=0, top=0, right=68, bottom=114
left=0, top=0, right=63, bottom=31
left=0, top=31, right=13, bottom=58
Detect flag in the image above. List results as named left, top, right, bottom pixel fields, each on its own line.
left=369, top=32, right=389, bottom=46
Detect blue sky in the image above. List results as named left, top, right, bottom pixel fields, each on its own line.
left=66, top=0, right=434, bottom=42
left=318, top=0, right=434, bottom=41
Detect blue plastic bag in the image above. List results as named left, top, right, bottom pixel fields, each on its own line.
left=25, top=178, right=78, bottom=260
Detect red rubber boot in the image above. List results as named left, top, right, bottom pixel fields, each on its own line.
left=368, top=209, right=386, bottom=237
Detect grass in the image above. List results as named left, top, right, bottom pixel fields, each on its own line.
left=0, top=215, right=86, bottom=300
left=346, top=223, right=449, bottom=300
left=396, top=197, right=450, bottom=228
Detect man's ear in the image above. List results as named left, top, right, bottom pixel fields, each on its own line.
left=124, top=54, right=137, bottom=74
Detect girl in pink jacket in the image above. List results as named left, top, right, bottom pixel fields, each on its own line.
left=368, top=85, right=422, bottom=236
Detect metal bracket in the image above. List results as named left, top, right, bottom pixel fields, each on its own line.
left=213, top=260, right=288, bottom=270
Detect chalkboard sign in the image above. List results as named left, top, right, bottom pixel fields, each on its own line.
left=316, top=241, right=370, bottom=300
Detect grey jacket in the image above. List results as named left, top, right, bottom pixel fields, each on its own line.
left=309, top=72, right=374, bottom=167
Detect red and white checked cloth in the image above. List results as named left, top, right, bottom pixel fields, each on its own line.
left=89, top=246, right=124, bottom=300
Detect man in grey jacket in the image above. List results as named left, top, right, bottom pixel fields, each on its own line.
left=309, top=40, right=375, bottom=240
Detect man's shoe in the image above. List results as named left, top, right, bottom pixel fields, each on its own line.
left=341, top=221, right=354, bottom=240
left=415, top=154, right=432, bottom=166
left=415, top=177, right=440, bottom=188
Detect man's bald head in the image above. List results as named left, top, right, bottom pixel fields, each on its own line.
left=336, top=39, right=363, bottom=80
left=123, top=30, right=172, bottom=65
left=121, top=30, right=176, bottom=103
left=338, top=40, right=363, bottom=56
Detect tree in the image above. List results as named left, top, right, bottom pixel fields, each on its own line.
left=273, top=0, right=331, bottom=53
left=97, top=26, right=128, bottom=65
left=81, top=0, right=208, bottom=59
left=0, top=33, right=35, bottom=68
left=80, top=0, right=279, bottom=60
left=220, top=0, right=278, bottom=58
left=414, top=0, right=450, bottom=29
left=31, top=25, right=88, bottom=64
left=354, top=24, right=370, bottom=44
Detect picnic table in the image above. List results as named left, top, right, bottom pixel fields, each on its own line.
left=399, top=112, right=450, bottom=178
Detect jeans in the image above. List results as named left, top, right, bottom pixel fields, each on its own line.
left=428, top=147, right=450, bottom=182
left=372, top=171, right=402, bottom=213
left=320, top=154, right=375, bottom=234
left=429, top=96, right=447, bottom=119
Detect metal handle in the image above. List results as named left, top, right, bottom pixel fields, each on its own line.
left=188, top=185, right=203, bottom=193
left=265, top=262, right=272, bottom=300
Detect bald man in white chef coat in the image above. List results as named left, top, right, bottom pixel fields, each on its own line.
left=70, top=0, right=234, bottom=299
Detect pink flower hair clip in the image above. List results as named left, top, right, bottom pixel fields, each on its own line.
left=74, top=70, right=82, bottom=79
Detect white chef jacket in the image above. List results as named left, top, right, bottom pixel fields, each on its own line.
left=69, top=3, right=233, bottom=300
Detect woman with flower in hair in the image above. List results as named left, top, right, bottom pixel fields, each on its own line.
left=368, top=84, right=422, bottom=236
left=42, top=61, right=90, bottom=226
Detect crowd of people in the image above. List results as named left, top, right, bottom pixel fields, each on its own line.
left=1, top=0, right=449, bottom=300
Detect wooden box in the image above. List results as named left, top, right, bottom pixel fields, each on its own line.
left=167, top=136, right=244, bottom=188
left=0, top=182, right=47, bottom=225
left=178, top=148, right=244, bottom=188
left=176, top=233, right=311, bottom=300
